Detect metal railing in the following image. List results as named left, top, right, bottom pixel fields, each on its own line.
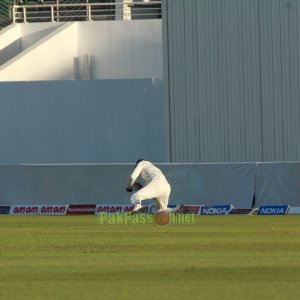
left=12, top=1, right=161, bottom=23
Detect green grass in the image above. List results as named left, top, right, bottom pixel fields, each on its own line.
left=0, top=215, right=300, bottom=300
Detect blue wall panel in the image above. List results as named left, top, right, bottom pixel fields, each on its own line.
left=0, top=79, right=165, bottom=163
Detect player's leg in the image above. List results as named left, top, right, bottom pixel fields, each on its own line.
left=154, top=183, right=174, bottom=213
left=154, top=182, right=190, bottom=214
left=129, top=192, right=143, bottom=212
left=129, top=183, right=159, bottom=212
left=154, top=183, right=187, bottom=214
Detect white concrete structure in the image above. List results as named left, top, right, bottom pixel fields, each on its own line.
left=0, top=19, right=162, bottom=81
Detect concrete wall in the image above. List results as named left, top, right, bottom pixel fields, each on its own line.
left=0, top=23, right=20, bottom=50
left=0, top=20, right=163, bottom=81
left=0, top=23, right=78, bottom=80
left=163, top=0, right=300, bottom=163
left=0, top=79, right=165, bottom=163
left=0, top=22, right=62, bottom=66
left=1, top=162, right=300, bottom=207
left=77, top=20, right=163, bottom=79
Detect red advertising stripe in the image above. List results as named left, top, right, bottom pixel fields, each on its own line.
left=67, top=204, right=96, bottom=215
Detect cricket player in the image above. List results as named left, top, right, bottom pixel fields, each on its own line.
left=126, top=159, right=174, bottom=214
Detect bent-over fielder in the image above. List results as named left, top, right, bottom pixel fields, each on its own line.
left=126, top=159, right=175, bottom=214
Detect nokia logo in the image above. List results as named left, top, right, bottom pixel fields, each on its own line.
left=258, top=206, right=289, bottom=215
left=201, top=205, right=232, bottom=215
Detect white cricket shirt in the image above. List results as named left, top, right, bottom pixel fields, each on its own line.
left=130, top=161, right=168, bottom=185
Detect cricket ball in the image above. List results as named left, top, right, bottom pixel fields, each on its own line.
left=154, top=211, right=170, bottom=226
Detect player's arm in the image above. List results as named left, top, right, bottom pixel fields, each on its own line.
left=126, top=161, right=144, bottom=192
left=126, top=178, right=134, bottom=192
left=133, top=182, right=143, bottom=190
left=126, top=179, right=143, bottom=192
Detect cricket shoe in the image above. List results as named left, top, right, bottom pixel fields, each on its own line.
left=175, top=204, right=189, bottom=214
left=129, top=204, right=144, bottom=215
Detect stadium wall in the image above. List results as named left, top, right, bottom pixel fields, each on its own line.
left=163, top=0, right=300, bottom=163
left=0, top=20, right=163, bottom=81
left=0, top=79, right=165, bottom=164
left=1, top=162, right=300, bottom=207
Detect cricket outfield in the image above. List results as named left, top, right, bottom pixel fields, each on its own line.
left=0, top=215, right=299, bottom=300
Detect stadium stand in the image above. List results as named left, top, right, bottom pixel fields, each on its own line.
left=0, top=0, right=14, bottom=30
left=10, top=0, right=161, bottom=24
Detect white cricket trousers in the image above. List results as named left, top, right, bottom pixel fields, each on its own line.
left=130, top=180, right=171, bottom=212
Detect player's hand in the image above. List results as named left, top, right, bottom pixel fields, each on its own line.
left=133, top=182, right=143, bottom=191
left=126, top=186, right=133, bottom=193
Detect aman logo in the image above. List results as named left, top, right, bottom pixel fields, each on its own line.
left=258, top=205, right=289, bottom=215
